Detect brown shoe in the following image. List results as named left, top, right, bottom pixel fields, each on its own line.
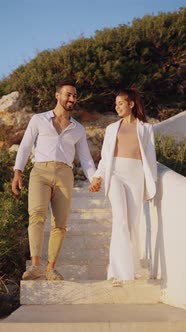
left=22, top=265, right=44, bottom=280
left=46, top=269, right=64, bottom=281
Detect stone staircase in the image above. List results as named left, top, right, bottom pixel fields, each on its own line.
left=1, top=182, right=186, bottom=332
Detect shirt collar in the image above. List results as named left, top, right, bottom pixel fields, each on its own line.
left=46, top=110, right=55, bottom=119
left=47, top=110, right=76, bottom=127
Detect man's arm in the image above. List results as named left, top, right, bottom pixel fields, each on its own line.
left=12, top=115, right=38, bottom=195
left=75, top=128, right=96, bottom=182
left=12, top=169, right=23, bottom=196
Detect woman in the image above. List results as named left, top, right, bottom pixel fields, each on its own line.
left=89, top=88, right=157, bottom=286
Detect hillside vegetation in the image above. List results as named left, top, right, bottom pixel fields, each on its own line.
left=0, top=8, right=185, bottom=118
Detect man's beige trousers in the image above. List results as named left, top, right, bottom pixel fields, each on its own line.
left=28, top=161, right=74, bottom=263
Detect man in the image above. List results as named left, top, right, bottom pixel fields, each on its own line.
left=12, top=79, right=99, bottom=280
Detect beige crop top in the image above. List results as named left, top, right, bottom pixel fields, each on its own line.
left=114, top=121, right=142, bottom=160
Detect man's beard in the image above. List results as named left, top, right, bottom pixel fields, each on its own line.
left=63, top=102, right=74, bottom=111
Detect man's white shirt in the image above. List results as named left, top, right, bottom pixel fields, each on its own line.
left=14, top=110, right=96, bottom=181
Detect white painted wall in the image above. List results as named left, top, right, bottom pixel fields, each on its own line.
left=141, top=163, right=186, bottom=309
left=153, top=111, right=186, bottom=141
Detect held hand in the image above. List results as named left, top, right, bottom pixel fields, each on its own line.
left=12, top=170, right=23, bottom=196
left=89, top=177, right=102, bottom=192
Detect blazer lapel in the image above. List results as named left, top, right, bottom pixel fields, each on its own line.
left=110, top=120, right=121, bottom=156
left=137, top=118, right=145, bottom=149
left=104, top=120, right=121, bottom=196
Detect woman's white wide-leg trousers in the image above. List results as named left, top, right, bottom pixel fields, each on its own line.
left=108, top=157, right=144, bottom=281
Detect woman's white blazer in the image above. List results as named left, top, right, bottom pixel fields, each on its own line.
left=94, top=118, right=157, bottom=201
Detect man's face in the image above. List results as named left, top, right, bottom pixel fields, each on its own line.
left=56, top=85, right=77, bottom=111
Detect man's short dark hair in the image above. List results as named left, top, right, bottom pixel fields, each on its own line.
left=56, top=78, right=76, bottom=92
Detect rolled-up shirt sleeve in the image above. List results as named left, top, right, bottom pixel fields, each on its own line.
left=75, top=128, right=96, bottom=182
left=14, top=115, right=39, bottom=171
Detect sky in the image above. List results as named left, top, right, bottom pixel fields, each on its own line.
left=0, top=0, right=185, bottom=80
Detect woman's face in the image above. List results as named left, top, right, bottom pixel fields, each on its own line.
left=115, top=95, right=133, bottom=118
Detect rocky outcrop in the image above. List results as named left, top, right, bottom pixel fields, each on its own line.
left=0, top=91, right=33, bottom=149
left=0, top=91, right=116, bottom=162
left=86, top=127, right=105, bottom=163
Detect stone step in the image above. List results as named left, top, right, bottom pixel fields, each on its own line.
left=42, top=228, right=111, bottom=264
left=3, top=303, right=186, bottom=332
left=70, top=209, right=112, bottom=219
left=20, top=279, right=161, bottom=305
left=45, top=217, right=112, bottom=233
left=26, top=262, right=109, bottom=281
left=46, top=209, right=112, bottom=227
left=26, top=259, right=150, bottom=281
left=71, top=197, right=111, bottom=209
left=26, top=255, right=150, bottom=281
left=43, top=232, right=111, bottom=248
left=66, top=219, right=112, bottom=234
left=42, top=244, right=110, bottom=264
left=43, top=217, right=112, bottom=270
left=42, top=238, right=111, bottom=259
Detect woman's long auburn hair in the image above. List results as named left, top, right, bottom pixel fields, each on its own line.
left=117, top=87, right=147, bottom=122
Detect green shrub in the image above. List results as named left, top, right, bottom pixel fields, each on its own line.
left=0, top=151, right=32, bottom=277
left=0, top=184, right=29, bottom=278
left=0, top=151, right=16, bottom=191
left=157, top=108, right=185, bottom=121
left=0, top=150, right=32, bottom=317
left=155, top=134, right=186, bottom=176
left=0, top=8, right=185, bottom=116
